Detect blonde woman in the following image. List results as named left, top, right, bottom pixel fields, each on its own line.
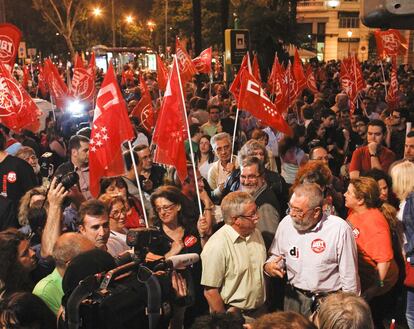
left=390, top=160, right=414, bottom=329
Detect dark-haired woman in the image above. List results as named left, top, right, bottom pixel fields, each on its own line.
left=150, top=185, right=210, bottom=328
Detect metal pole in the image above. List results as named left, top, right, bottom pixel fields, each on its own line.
left=165, top=0, right=168, bottom=53
left=111, top=0, right=116, bottom=47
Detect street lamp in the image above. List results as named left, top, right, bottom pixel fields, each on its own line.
left=325, top=0, right=340, bottom=8
left=125, top=15, right=134, bottom=24
left=147, top=20, right=156, bottom=49
left=92, top=7, right=102, bottom=17
left=347, top=30, right=353, bottom=55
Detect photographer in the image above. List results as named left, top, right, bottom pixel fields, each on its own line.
left=54, top=135, right=91, bottom=201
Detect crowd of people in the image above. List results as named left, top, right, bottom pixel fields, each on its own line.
left=0, top=56, right=414, bottom=329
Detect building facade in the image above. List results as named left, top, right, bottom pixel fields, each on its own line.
left=297, top=0, right=414, bottom=64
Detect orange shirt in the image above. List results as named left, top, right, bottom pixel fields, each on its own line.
left=348, top=208, right=393, bottom=265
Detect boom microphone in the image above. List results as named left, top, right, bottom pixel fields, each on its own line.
left=165, top=253, right=200, bottom=270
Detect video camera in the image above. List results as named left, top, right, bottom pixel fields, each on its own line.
left=63, top=228, right=199, bottom=329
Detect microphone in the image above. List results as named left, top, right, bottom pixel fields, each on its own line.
left=165, top=253, right=200, bottom=270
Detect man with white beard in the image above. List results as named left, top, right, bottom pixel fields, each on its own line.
left=239, top=156, right=280, bottom=249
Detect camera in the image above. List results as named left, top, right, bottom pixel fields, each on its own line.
left=62, top=228, right=198, bottom=329
left=39, top=152, right=55, bottom=178
left=55, top=171, right=79, bottom=190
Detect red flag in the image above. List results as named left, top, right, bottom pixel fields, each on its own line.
left=268, top=55, right=287, bottom=112
left=22, top=65, right=30, bottom=89
left=0, top=24, right=22, bottom=71
left=192, top=47, right=212, bottom=74
left=121, top=66, right=134, bottom=87
left=152, top=57, right=188, bottom=182
left=44, top=58, right=70, bottom=110
left=386, top=58, right=398, bottom=110
left=156, top=54, right=168, bottom=91
left=305, top=66, right=318, bottom=94
left=375, top=29, right=407, bottom=59
left=229, top=53, right=250, bottom=101
left=252, top=54, right=261, bottom=82
left=175, top=38, right=197, bottom=84
left=131, top=74, right=155, bottom=132
left=70, top=53, right=95, bottom=104
left=89, top=62, right=134, bottom=197
left=37, top=64, right=48, bottom=97
left=238, top=69, right=292, bottom=136
left=293, top=48, right=306, bottom=93
left=285, top=62, right=299, bottom=108
left=340, top=56, right=365, bottom=113
left=0, top=62, right=40, bottom=132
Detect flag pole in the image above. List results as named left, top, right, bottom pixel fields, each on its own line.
left=379, top=59, right=388, bottom=98
left=50, top=95, right=56, bottom=122
left=173, top=55, right=203, bottom=216
left=231, top=107, right=240, bottom=163
left=127, top=140, right=149, bottom=228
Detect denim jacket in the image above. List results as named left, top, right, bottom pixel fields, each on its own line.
left=403, top=192, right=414, bottom=258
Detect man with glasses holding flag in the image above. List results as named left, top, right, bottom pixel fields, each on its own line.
left=264, top=183, right=360, bottom=317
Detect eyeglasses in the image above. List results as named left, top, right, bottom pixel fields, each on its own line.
left=110, top=209, right=127, bottom=219
left=238, top=210, right=259, bottom=221
left=155, top=203, right=176, bottom=213
left=216, top=144, right=230, bottom=153
left=240, top=174, right=261, bottom=181
left=286, top=204, right=320, bottom=218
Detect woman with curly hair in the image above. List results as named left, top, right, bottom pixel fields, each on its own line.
left=17, top=186, right=47, bottom=232
left=0, top=229, right=37, bottom=300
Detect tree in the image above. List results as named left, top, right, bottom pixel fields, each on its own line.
left=32, top=0, right=89, bottom=58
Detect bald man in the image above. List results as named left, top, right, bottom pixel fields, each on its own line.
left=33, top=233, right=94, bottom=314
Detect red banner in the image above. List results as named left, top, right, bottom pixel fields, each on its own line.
left=375, top=29, right=407, bottom=59
left=252, top=54, right=261, bottom=82
left=156, top=54, right=168, bottom=92
left=131, top=74, right=155, bottom=132
left=152, top=56, right=188, bottom=182
left=0, top=62, right=40, bottom=132
left=70, top=53, right=95, bottom=104
left=175, top=38, right=197, bottom=84
left=192, top=47, right=212, bottom=74
left=44, top=58, right=71, bottom=110
left=229, top=53, right=249, bottom=101
left=89, top=62, right=134, bottom=197
left=0, top=24, right=22, bottom=71
left=238, top=69, right=292, bottom=136
left=386, top=58, right=398, bottom=110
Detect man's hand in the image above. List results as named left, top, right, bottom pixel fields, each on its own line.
left=48, top=177, right=69, bottom=207
left=171, top=271, right=187, bottom=298
left=225, top=162, right=235, bottom=173
left=197, top=215, right=211, bottom=237
left=367, top=142, right=378, bottom=155
left=264, top=256, right=286, bottom=278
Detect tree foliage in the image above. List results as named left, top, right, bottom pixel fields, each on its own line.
left=32, top=0, right=90, bottom=57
